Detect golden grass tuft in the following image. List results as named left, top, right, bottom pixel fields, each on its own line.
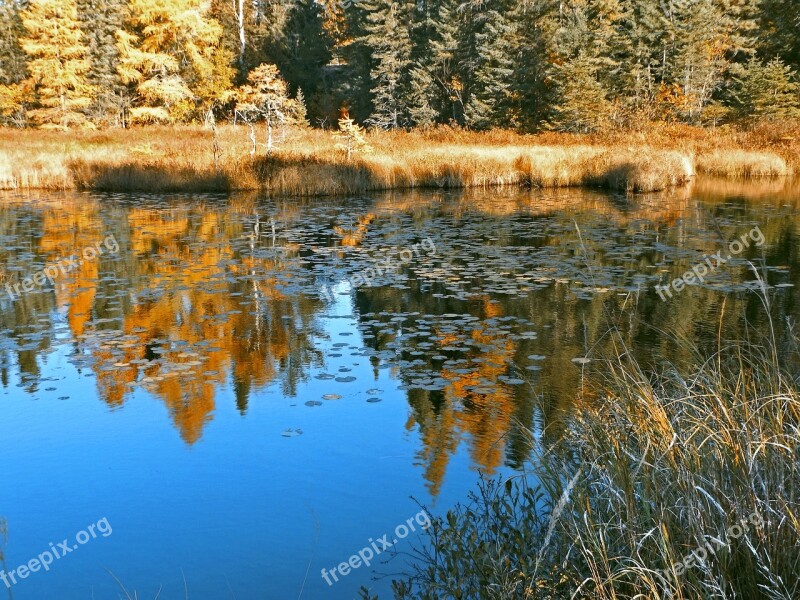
left=69, top=159, right=233, bottom=193
left=517, top=147, right=695, bottom=192
left=696, top=149, right=790, bottom=179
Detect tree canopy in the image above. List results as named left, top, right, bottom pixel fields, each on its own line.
left=0, top=0, right=797, bottom=130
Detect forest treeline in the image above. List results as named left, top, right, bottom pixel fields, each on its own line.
left=0, top=0, right=798, bottom=132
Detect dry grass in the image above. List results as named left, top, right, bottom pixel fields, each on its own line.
left=696, top=149, right=789, bottom=178
left=0, top=123, right=795, bottom=195
left=395, top=316, right=800, bottom=599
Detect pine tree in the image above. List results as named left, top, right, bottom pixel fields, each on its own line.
left=612, top=0, right=670, bottom=121
left=338, top=0, right=376, bottom=122
left=362, top=0, right=415, bottom=129
left=513, top=0, right=558, bottom=130
left=210, top=0, right=278, bottom=80
left=462, top=0, right=518, bottom=129
left=548, top=51, right=614, bottom=132
left=20, top=0, right=95, bottom=129
left=758, top=0, right=799, bottom=70
left=265, top=0, right=333, bottom=123
left=294, top=87, right=309, bottom=126
left=0, top=0, right=28, bottom=125
left=733, top=57, right=800, bottom=121
left=407, top=62, right=437, bottom=127
left=669, top=0, right=730, bottom=120
left=537, top=0, right=621, bottom=130
left=76, top=0, right=126, bottom=126
left=425, top=0, right=463, bottom=124
left=454, top=0, right=481, bottom=125
left=404, top=0, right=437, bottom=127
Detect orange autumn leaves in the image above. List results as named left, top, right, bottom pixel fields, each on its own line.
left=34, top=201, right=528, bottom=493
left=406, top=299, right=520, bottom=495
left=37, top=200, right=309, bottom=444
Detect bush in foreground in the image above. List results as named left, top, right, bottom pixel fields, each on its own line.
left=390, top=329, right=800, bottom=599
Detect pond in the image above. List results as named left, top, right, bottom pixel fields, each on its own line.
left=0, top=178, right=799, bottom=599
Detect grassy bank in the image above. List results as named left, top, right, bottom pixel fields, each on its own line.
left=391, top=325, right=800, bottom=599
left=0, top=123, right=796, bottom=195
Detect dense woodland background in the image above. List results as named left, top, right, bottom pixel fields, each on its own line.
left=0, top=0, right=798, bottom=131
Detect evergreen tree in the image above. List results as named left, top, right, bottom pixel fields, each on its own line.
left=549, top=51, right=614, bottom=132
left=425, top=0, right=463, bottom=124
left=454, top=0, right=480, bottom=125
left=404, top=0, right=436, bottom=127
left=407, top=61, right=437, bottom=127
left=265, top=0, right=332, bottom=123
left=669, top=0, right=730, bottom=120
left=361, top=0, right=414, bottom=129
left=513, top=0, right=558, bottom=130
left=714, top=0, right=760, bottom=60
left=462, top=0, right=518, bottom=129
left=20, top=0, right=95, bottom=129
left=76, top=0, right=126, bottom=125
left=758, top=0, right=799, bottom=70
left=294, top=87, right=308, bottom=126
left=612, top=0, right=670, bottom=121
left=0, top=0, right=28, bottom=125
left=733, top=57, right=800, bottom=121
left=541, top=0, right=621, bottom=130
left=337, top=0, right=380, bottom=123
left=210, top=0, right=280, bottom=81
left=0, top=0, right=793, bottom=133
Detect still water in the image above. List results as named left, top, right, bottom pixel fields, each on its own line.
left=0, top=179, right=799, bottom=599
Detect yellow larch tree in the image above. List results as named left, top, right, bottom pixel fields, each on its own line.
left=19, top=0, right=95, bottom=129
left=118, top=0, right=234, bottom=124
left=234, top=63, right=302, bottom=153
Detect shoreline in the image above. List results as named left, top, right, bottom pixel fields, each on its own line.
left=1, top=124, right=795, bottom=195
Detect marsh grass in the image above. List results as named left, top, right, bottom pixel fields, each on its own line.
left=696, top=150, right=790, bottom=179
left=1, top=123, right=795, bottom=195
left=392, top=308, right=800, bottom=599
